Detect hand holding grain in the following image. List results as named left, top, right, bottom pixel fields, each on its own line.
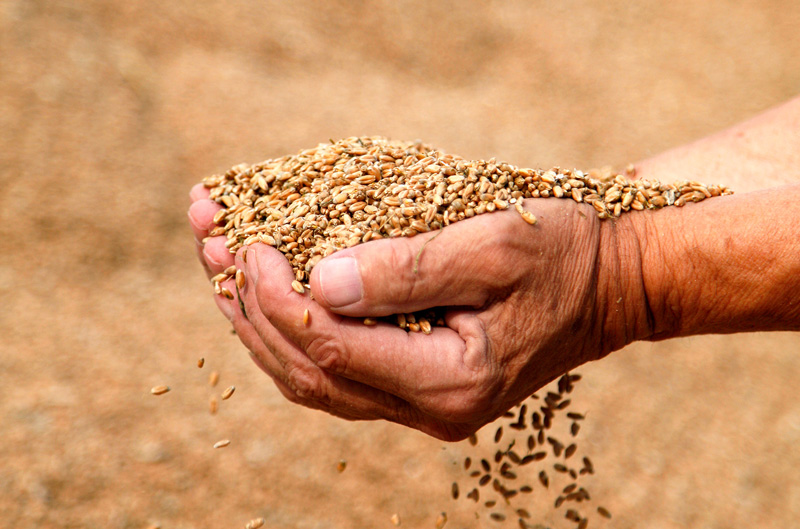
left=189, top=184, right=642, bottom=440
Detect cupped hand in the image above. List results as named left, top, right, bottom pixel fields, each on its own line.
left=188, top=183, right=642, bottom=441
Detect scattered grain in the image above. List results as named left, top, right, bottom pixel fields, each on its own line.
left=221, top=385, right=235, bottom=400
left=213, top=439, right=230, bottom=449
left=150, top=385, right=170, bottom=395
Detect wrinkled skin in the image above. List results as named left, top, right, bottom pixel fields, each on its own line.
left=188, top=183, right=634, bottom=441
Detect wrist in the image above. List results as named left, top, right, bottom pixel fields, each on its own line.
left=594, top=212, right=655, bottom=356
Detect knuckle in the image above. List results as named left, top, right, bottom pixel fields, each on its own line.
left=305, top=335, right=349, bottom=374
left=286, top=365, right=328, bottom=402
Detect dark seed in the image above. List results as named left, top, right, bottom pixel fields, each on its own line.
left=569, top=374, right=582, bottom=382
left=481, top=459, right=491, bottom=472
left=509, top=422, right=526, bottom=430
left=479, top=474, right=491, bottom=486
left=565, top=509, right=580, bottom=522
left=532, top=412, right=542, bottom=429
left=508, top=451, right=521, bottom=464
left=485, top=500, right=496, bottom=508
left=451, top=482, right=459, bottom=499
left=467, top=488, right=479, bottom=502
left=554, top=464, right=568, bottom=473
left=555, top=496, right=565, bottom=508
left=577, top=519, right=588, bottom=529
left=537, top=430, right=545, bottom=444
left=518, top=519, right=530, bottom=529
left=517, top=404, right=527, bottom=426
left=583, top=457, right=594, bottom=474
left=563, top=483, right=577, bottom=493
left=556, top=399, right=571, bottom=410
left=464, top=457, right=471, bottom=470
left=571, top=422, right=580, bottom=436
left=527, top=435, right=535, bottom=450
left=468, top=434, right=478, bottom=446
left=597, top=506, right=612, bottom=519
left=567, top=412, right=584, bottom=420
left=516, top=508, right=531, bottom=519
left=494, top=450, right=503, bottom=463
left=543, top=414, right=552, bottom=429
left=547, top=392, right=561, bottom=402
left=539, top=470, right=549, bottom=487
left=490, top=513, right=506, bottom=522
left=520, top=485, right=533, bottom=493
left=494, top=427, right=503, bottom=443
left=470, top=471, right=481, bottom=477
left=569, top=469, right=578, bottom=479
left=503, top=489, right=518, bottom=499
left=565, top=444, right=577, bottom=458
left=503, top=410, right=516, bottom=418
left=558, top=374, right=568, bottom=394
left=532, top=451, right=547, bottom=461
left=500, top=462, right=511, bottom=474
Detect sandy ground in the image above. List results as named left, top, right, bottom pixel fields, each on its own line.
left=2, top=1, right=800, bottom=528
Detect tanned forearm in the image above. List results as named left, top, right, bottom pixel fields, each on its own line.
left=616, top=96, right=800, bottom=342
left=633, top=186, right=800, bottom=339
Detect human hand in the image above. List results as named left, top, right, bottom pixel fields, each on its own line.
left=189, top=184, right=649, bottom=440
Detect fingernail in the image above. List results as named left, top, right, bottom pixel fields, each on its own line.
left=318, top=257, right=362, bottom=307
left=246, top=247, right=260, bottom=284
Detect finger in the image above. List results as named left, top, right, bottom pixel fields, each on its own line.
left=308, top=210, right=529, bottom=317
left=189, top=182, right=210, bottom=202
left=233, top=254, right=453, bottom=430
left=188, top=198, right=223, bottom=242
left=214, top=290, right=364, bottom=422
left=245, top=244, right=497, bottom=422
left=203, top=236, right=234, bottom=275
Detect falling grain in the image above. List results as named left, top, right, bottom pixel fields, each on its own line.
left=434, top=512, right=447, bottom=529
left=197, top=357, right=204, bottom=368
left=209, top=371, right=219, bottom=387
left=213, top=439, right=230, bottom=449
left=221, top=385, right=235, bottom=400
left=150, top=385, right=170, bottom=395
left=336, top=459, right=347, bottom=473
left=245, top=518, right=265, bottom=529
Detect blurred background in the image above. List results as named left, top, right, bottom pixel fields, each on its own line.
left=2, top=1, right=799, bottom=528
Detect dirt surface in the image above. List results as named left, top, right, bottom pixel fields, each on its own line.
left=2, top=1, right=800, bottom=528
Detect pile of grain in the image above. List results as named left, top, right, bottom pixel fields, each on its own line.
left=201, top=136, right=732, bottom=320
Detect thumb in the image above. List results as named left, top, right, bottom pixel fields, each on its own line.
left=309, top=216, right=510, bottom=317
